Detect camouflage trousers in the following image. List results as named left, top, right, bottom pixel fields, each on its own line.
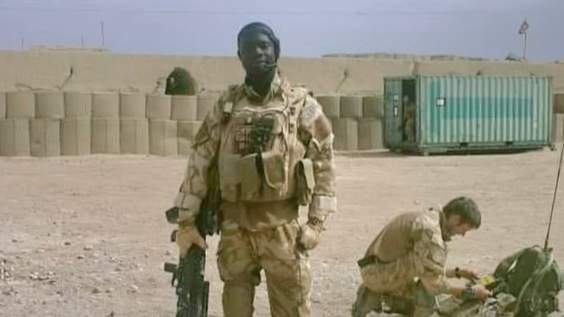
left=351, top=254, right=437, bottom=317
left=217, top=218, right=312, bottom=317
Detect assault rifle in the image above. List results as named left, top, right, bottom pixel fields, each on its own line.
left=163, top=149, right=222, bottom=317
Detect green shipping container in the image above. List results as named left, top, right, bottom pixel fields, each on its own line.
left=384, top=75, right=555, bottom=155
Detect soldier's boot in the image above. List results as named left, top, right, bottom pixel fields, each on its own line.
left=222, top=281, right=256, bottom=317
left=351, top=285, right=383, bottom=317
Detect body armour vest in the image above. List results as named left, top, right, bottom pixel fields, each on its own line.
left=217, top=85, right=308, bottom=204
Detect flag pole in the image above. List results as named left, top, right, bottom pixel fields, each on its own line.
left=523, top=30, right=527, bottom=60
left=519, top=19, right=529, bottom=61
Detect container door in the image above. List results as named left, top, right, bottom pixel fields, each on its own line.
left=384, top=79, right=403, bottom=148
left=401, top=79, right=418, bottom=145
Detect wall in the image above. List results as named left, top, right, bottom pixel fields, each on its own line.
left=0, top=50, right=563, bottom=157
left=2, top=51, right=564, bottom=96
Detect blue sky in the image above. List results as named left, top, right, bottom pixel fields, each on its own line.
left=0, top=0, right=562, bottom=61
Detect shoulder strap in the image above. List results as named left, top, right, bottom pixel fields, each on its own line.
left=211, top=84, right=243, bottom=159
left=220, top=84, right=243, bottom=125
left=514, top=249, right=556, bottom=316
left=285, top=85, right=309, bottom=126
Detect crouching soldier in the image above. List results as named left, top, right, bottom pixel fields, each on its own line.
left=351, top=196, right=491, bottom=317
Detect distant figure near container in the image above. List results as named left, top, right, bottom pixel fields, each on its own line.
left=401, top=95, right=416, bottom=143
left=164, top=67, right=198, bottom=95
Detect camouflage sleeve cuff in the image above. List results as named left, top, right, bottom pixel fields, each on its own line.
left=309, top=195, right=337, bottom=221
left=419, top=273, right=449, bottom=296
left=173, top=193, right=201, bottom=217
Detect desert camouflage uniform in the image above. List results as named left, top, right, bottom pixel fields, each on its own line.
left=352, top=207, right=449, bottom=317
left=173, top=74, right=337, bottom=317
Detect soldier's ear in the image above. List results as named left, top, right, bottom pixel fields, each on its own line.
left=237, top=49, right=242, bottom=61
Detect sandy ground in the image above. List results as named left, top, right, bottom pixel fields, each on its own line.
left=1, top=146, right=564, bottom=317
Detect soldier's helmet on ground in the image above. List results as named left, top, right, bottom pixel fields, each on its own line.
left=164, top=67, right=198, bottom=95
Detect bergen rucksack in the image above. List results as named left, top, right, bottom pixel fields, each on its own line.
left=492, top=245, right=564, bottom=317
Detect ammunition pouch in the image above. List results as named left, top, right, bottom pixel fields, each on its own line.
left=240, top=151, right=287, bottom=202
left=240, top=153, right=261, bottom=200
left=295, top=158, right=315, bottom=206
left=218, top=153, right=241, bottom=203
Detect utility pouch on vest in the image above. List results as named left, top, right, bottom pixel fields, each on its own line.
left=218, top=153, right=241, bottom=202
left=219, top=153, right=241, bottom=185
left=295, top=158, right=315, bottom=206
left=261, top=151, right=286, bottom=191
left=239, top=151, right=287, bottom=202
left=240, top=153, right=262, bottom=201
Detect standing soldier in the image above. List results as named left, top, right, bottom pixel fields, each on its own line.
left=171, top=22, right=337, bottom=317
left=351, top=196, right=491, bottom=317
left=400, top=95, right=416, bottom=143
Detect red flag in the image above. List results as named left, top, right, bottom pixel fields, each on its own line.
left=519, top=20, right=529, bottom=34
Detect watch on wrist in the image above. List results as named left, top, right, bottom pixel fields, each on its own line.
left=462, top=285, right=475, bottom=300
left=455, top=267, right=462, bottom=279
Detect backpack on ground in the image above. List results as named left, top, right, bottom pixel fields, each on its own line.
left=491, top=245, right=564, bottom=317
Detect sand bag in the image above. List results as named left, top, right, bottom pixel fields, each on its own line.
left=171, top=95, right=198, bottom=121
left=340, top=95, right=363, bottom=119
left=92, top=92, right=119, bottom=119
left=177, top=120, right=202, bottom=156
left=332, top=118, right=358, bottom=151
left=0, top=93, right=6, bottom=119
left=362, top=95, right=384, bottom=119
left=30, top=119, right=61, bottom=157
left=149, top=119, right=178, bottom=156
left=64, top=92, right=92, bottom=118
left=6, top=91, right=35, bottom=118
left=197, top=95, right=217, bottom=121
left=119, top=93, right=146, bottom=119
left=0, top=119, right=31, bottom=156
left=146, top=94, right=172, bottom=120
left=120, top=119, right=149, bottom=155
left=60, top=118, right=91, bottom=156
left=315, top=95, right=340, bottom=118
left=91, top=119, right=120, bottom=154
left=35, top=91, right=64, bottom=119
left=358, top=118, right=384, bottom=150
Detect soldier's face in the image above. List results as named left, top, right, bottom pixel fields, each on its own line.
left=451, top=223, right=473, bottom=237
left=447, top=215, right=474, bottom=237
left=238, top=33, right=277, bottom=76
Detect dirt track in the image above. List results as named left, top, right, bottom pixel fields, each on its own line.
left=1, top=146, right=563, bottom=317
